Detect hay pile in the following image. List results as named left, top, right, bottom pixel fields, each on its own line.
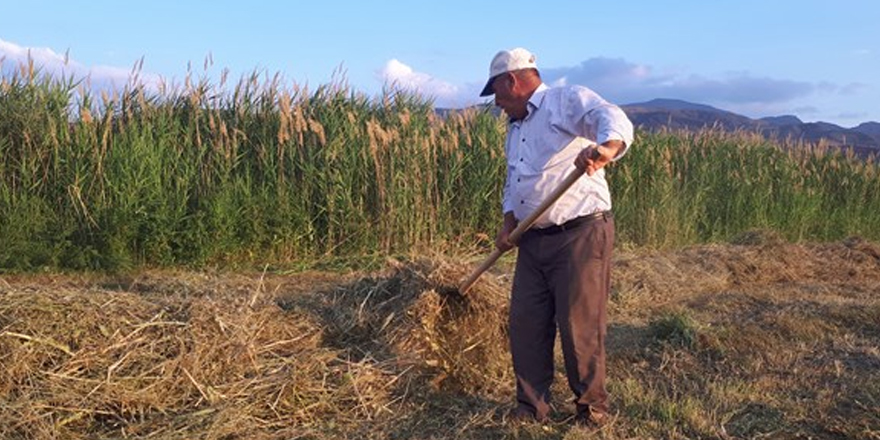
left=0, top=273, right=334, bottom=438
left=0, top=257, right=513, bottom=439
left=290, top=257, right=512, bottom=393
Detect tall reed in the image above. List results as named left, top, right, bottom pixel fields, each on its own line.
left=1, top=65, right=878, bottom=270
left=611, top=128, right=880, bottom=248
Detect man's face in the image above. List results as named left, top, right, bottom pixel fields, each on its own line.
left=492, top=72, right=527, bottom=120
left=491, top=73, right=514, bottom=112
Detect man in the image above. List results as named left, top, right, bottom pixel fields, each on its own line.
left=479, top=48, right=633, bottom=427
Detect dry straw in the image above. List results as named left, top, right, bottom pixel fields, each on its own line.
left=3, top=238, right=880, bottom=438
left=298, top=256, right=511, bottom=393
left=0, top=256, right=513, bottom=439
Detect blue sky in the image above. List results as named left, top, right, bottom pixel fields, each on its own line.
left=1, top=0, right=877, bottom=126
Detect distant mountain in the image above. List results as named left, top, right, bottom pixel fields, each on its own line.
left=629, top=98, right=724, bottom=113
left=621, top=99, right=879, bottom=157
left=760, top=115, right=803, bottom=126
left=622, top=99, right=755, bottom=132
left=854, top=122, right=880, bottom=143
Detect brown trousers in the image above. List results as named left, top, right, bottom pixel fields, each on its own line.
left=509, top=214, right=614, bottom=420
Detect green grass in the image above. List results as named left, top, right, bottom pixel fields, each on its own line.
left=648, top=310, right=700, bottom=349
left=2, top=66, right=879, bottom=271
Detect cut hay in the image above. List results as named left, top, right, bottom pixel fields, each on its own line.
left=284, top=257, right=512, bottom=394
left=612, top=235, right=880, bottom=314
left=0, top=257, right=514, bottom=439
left=0, top=273, right=338, bottom=439
left=5, top=238, right=877, bottom=439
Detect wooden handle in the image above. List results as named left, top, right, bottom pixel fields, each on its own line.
left=458, top=167, right=585, bottom=294
left=457, top=249, right=504, bottom=294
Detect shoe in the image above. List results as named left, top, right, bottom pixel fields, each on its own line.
left=506, top=407, right=546, bottom=425
left=574, top=410, right=609, bottom=430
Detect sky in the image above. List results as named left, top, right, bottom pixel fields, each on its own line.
left=1, top=0, right=878, bottom=127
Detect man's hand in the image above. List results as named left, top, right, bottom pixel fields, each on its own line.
left=575, top=140, right=625, bottom=176
left=495, top=212, right=518, bottom=252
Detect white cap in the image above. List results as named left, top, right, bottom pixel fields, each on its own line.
left=479, top=48, right=538, bottom=97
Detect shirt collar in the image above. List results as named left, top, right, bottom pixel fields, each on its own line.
left=521, top=83, right=549, bottom=121
left=529, top=83, right=549, bottom=110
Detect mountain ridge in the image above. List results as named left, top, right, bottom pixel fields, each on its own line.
left=437, top=99, right=878, bottom=156
left=620, top=98, right=879, bottom=156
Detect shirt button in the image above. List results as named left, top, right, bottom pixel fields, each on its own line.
left=520, top=200, right=524, bottom=204
left=519, top=158, right=523, bottom=162
left=517, top=178, right=521, bottom=182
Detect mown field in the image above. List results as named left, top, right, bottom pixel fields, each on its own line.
left=2, top=237, right=879, bottom=439
left=1, top=67, right=879, bottom=439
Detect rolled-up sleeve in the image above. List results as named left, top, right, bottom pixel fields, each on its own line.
left=567, top=87, right=634, bottom=160
left=500, top=83, right=632, bottom=227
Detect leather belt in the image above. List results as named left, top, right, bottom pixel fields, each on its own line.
left=531, top=211, right=613, bottom=235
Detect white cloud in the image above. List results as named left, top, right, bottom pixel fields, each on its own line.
left=377, top=59, right=479, bottom=108
left=540, top=57, right=818, bottom=109
left=376, top=55, right=829, bottom=117
left=0, top=39, right=68, bottom=68
left=0, top=38, right=161, bottom=93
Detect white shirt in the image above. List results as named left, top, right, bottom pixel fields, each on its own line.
left=502, top=83, right=634, bottom=228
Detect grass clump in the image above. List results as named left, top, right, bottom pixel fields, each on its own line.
left=648, top=310, right=700, bottom=349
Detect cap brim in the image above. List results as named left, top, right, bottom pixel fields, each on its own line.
left=479, top=76, right=496, bottom=97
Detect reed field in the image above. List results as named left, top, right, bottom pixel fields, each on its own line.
left=1, top=65, right=879, bottom=439
left=1, top=64, right=879, bottom=271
